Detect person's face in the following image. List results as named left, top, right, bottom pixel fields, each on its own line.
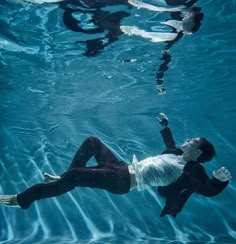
left=181, top=138, right=202, bottom=162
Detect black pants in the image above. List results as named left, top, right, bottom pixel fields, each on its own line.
left=17, top=137, right=131, bottom=209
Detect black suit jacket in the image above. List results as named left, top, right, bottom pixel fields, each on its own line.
left=157, top=127, right=229, bottom=217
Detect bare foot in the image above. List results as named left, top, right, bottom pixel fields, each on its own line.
left=44, top=172, right=61, bottom=183
left=0, top=195, right=20, bottom=208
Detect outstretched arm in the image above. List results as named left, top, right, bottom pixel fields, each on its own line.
left=203, top=166, right=232, bottom=196
left=198, top=178, right=229, bottom=197
left=188, top=165, right=231, bottom=197
left=157, top=113, right=176, bottom=149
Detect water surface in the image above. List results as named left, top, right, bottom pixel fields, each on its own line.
left=1, top=0, right=236, bottom=243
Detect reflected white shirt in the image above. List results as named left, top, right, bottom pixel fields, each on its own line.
left=129, top=154, right=187, bottom=191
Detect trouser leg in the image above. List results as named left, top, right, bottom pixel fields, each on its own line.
left=68, top=136, right=121, bottom=170
left=17, top=165, right=130, bottom=209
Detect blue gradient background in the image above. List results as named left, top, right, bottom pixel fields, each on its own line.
left=0, top=0, right=236, bottom=243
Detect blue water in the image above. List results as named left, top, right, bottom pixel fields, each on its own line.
left=1, top=0, right=236, bottom=243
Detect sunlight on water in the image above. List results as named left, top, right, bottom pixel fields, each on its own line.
left=1, top=0, right=236, bottom=243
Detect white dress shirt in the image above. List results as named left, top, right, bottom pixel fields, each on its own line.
left=128, top=154, right=187, bottom=191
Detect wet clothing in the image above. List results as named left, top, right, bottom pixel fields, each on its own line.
left=158, top=127, right=229, bottom=217
left=17, top=137, right=131, bottom=209
left=129, top=154, right=186, bottom=191
left=17, top=130, right=228, bottom=218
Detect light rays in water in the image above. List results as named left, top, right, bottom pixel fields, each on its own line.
left=1, top=0, right=236, bottom=243
left=1, top=121, right=236, bottom=244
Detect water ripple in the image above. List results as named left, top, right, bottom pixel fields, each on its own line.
left=1, top=0, right=236, bottom=243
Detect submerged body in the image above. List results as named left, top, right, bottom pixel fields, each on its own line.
left=129, top=154, right=186, bottom=191
left=0, top=113, right=231, bottom=217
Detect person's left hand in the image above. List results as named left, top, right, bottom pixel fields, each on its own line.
left=213, top=167, right=232, bottom=182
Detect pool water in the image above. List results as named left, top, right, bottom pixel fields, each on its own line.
left=0, top=0, right=236, bottom=243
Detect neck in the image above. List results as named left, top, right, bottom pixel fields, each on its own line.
left=183, top=154, right=198, bottom=163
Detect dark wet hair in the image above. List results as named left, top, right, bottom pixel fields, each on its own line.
left=197, top=137, right=216, bottom=163
left=191, top=7, right=204, bottom=33
left=182, top=7, right=204, bottom=34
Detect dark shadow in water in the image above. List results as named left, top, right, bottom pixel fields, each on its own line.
left=60, top=0, right=131, bottom=57
left=156, top=0, right=203, bottom=88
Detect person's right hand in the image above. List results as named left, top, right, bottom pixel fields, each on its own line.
left=156, top=112, right=168, bottom=128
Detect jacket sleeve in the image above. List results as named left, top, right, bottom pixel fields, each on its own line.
left=158, top=164, right=229, bottom=218
left=195, top=177, right=229, bottom=197
left=160, top=127, right=176, bottom=149
left=186, top=164, right=229, bottom=197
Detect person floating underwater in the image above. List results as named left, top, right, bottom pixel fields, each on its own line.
left=0, top=113, right=231, bottom=217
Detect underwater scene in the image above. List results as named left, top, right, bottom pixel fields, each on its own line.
left=0, top=0, right=236, bottom=243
